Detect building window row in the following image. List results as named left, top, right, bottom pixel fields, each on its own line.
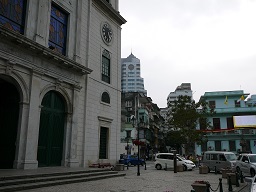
left=208, top=99, right=244, bottom=108
left=200, top=117, right=234, bottom=130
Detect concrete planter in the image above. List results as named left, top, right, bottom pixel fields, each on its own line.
left=191, top=183, right=208, bottom=192
left=199, top=166, right=208, bottom=174
left=226, top=173, right=237, bottom=185
left=221, top=168, right=232, bottom=178
left=177, top=165, right=184, bottom=172
left=115, top=164, right=124, bottom=171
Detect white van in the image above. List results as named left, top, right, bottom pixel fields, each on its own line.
left=154, top=153, right=196, bottom=171
left=201, top=151, right=237, bottom=172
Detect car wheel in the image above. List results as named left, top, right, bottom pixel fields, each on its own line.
left=250, top=169, right=255, bottom=177
left=208, top=167, right=211, bottom=173
left=155, top=164, right=162, bottom=170
left=183, top=165, right=187, bottom=171
left=127, top=162, right=132, bottom=167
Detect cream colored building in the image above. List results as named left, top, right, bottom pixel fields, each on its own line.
left=0, top=0, right=125, bottom=169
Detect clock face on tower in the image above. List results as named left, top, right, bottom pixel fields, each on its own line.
left=101, top=22, right=113, bottom=45
left=128, top=64, right=134, bottom=70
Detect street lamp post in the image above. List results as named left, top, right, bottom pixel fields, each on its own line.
left=125, top=137, right=130, bottom=170
left=137, top=124, right=140, bottom=176
left=137, top=119, right=145, bottom=176
left=126, top=137, right=129, bottom=155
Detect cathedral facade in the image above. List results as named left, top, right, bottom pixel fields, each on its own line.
left=0, top=0, right=125, bottom=169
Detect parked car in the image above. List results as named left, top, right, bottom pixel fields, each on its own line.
left=119, top=155, right=145, bottom=166
left=201, top=151, right=237, bottom=172
left=154, top=153, right=196, bottom=171
left=236, top=153, right=256, bottom=177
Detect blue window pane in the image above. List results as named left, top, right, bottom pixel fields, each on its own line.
left=49, top=4, right=68, bottom=55
left=0, top=0, right=26, bottom=33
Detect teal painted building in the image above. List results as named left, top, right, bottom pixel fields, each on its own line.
left=195, top=90, right=256, bottom=155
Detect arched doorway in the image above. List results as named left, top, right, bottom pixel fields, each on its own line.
left=0, top=79, right=20, bottom=169
left=37, top=91, right=66, bottom=167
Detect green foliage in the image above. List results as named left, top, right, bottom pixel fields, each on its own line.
left=166, top=95, right=214, bottom=152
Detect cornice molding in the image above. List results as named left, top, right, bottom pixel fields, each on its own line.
left=92, top=0, right=126, bottom=25
left=0, top=26, right=93, bottom=76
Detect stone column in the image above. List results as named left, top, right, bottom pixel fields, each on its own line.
left=66, top=85, right=80, bottom=167
left=15, top=70, right=43, bottom=169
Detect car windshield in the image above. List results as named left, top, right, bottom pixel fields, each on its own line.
left=225, top=154, right=237, bottom=161
left=177, top=155, right=186, bottom=160
left=249, top=155, right=256, bottom=163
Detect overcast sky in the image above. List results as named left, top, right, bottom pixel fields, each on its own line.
left=119, top=0, right=256, bottom=108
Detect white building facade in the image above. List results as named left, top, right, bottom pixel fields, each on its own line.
left=0, top=0, right=125, bottom=169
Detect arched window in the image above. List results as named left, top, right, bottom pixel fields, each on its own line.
left=101, top=92, right=110, bottom=104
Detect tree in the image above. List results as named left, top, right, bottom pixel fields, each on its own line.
left=167, top=95, right=214, bottom=154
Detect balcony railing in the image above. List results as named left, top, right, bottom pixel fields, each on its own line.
left=213, top=107, right=256, bottom=114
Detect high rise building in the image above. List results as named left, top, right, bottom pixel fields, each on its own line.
left=121, top=53, right=147, bottom=94
left=167, top=83, right=193, bottom=106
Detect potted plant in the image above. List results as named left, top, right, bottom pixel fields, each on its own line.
left=191, top=180, right=210, bottom=192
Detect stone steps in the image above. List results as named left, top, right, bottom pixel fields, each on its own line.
left=0, top=169, right=126, bottom=192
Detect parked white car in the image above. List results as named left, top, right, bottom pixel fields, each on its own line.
left=154, top=153, right=196, bottom=171
left=236, top=153, right=256, bottom=177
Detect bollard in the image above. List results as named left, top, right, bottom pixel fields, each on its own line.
left=219, top=178, right=223, bottom=192
left=144, top=161, right=147, bottom=170
left=174, top=152, right=177, bottom=173
left=228, top=175, right=233, bottom=192
left=240, top=171, right=244, bottom=183
left=165, top=163, right=167, bottom=171
left=127, top=164, right=129, bottom=170
left=235, top=172, right=240, bottom=187
left=215, top=166, right=217, bottom=174
left=206, top=183, right=210, bottom=192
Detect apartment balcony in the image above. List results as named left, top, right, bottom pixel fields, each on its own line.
left=213, top=107, right=256, bottom=114
left=205, top=128, right=255, bottom=139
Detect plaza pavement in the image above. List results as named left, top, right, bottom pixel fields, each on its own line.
left=10, top=161, right=250, bottom=192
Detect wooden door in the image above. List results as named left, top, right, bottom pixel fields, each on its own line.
left=37, top=91, right=65, bottom=167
